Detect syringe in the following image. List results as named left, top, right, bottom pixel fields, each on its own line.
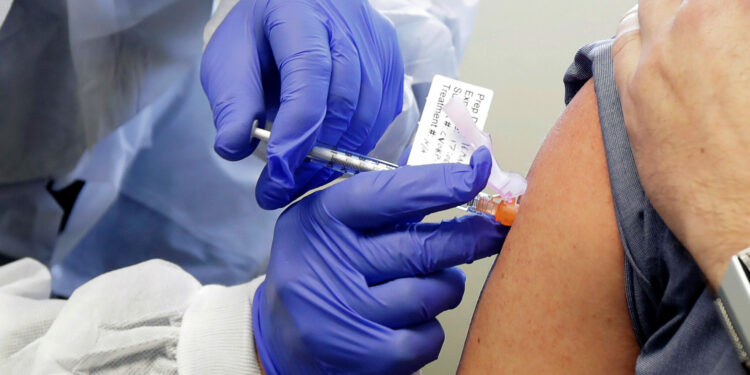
left=251, top=121, right=518, bottom=225
left=251, top=121, right=398, bottom=175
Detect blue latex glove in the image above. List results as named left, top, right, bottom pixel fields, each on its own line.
left=253, top=148, right=508, bottom=374
left=201, top=0, right=404, bottom=209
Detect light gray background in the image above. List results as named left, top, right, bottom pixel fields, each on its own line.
left=423, top=1, right=634, bottom=373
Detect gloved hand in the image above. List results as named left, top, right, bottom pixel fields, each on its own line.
left=253, top=148, right=507, bottom=374
left=201, top=0, right=404, bottom=209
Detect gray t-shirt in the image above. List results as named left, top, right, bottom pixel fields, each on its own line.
left=563, top=40, right=746, bottom=374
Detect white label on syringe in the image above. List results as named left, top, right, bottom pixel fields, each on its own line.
left=407, top=75, right=494, bottom=166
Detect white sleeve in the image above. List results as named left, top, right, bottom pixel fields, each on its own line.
left=0, top=258, right=265, bottom=375
left=368, top=0, right=479, bottom=85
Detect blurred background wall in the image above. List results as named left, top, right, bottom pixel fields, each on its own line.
left=423, top=1, right=634, bottom=373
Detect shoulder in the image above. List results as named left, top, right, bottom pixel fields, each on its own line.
left=458, top=80, right=639, bottom=374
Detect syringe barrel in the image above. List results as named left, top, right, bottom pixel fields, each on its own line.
left=250, top=121, right=397, bottom=175
left=456, top=192, right=492, bottom=214
left=251, top=122, right=518, bottom=224
left=308, top=145, right=398, bottom=175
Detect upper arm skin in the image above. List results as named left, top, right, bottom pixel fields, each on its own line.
left=458, top=80, right=640, bottom=373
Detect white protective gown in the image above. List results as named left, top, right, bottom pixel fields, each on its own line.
left=0, top=0, right=479, bottom=371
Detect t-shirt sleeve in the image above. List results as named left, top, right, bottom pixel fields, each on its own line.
left=562, top=39, right=745, bottom=374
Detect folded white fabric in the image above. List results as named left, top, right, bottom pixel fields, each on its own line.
left=0, top=258, right=264, bottom=374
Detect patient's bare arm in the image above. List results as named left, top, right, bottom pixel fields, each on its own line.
left=458, top=80, right=639, bottom=373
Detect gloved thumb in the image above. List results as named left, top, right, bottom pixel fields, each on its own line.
left=322, top=147, right=493, bottom=229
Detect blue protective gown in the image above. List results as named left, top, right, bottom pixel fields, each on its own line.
left=0, top=0, right=478, bottom=297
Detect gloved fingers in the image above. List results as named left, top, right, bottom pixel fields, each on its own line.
left=276, top=26, right=363, bottom=196
left=334, top=60, right=383, bottom=153
left=329, top=3, right=389, bottom=152
left=356, top=17, right=404, bottom=154
left=354, top=65, right=404, bottom=155
left=397, top=144, right=412, bottom=166
left=201, top=0, right=266, bottom=161
left=359, top=215, right=506, bottom=284
left=321, top=147, right=493, bottom=229
left=255, top=1, right=332, bottom=209
left=358, top=268, right=466, bottom=329
left=380, top=319, right=445, bottom=374
left=295, top=165, right=339, bottom=196
left=319, top=25, right=361, bottom=146
left=257, top=164, right=339, bottom=208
